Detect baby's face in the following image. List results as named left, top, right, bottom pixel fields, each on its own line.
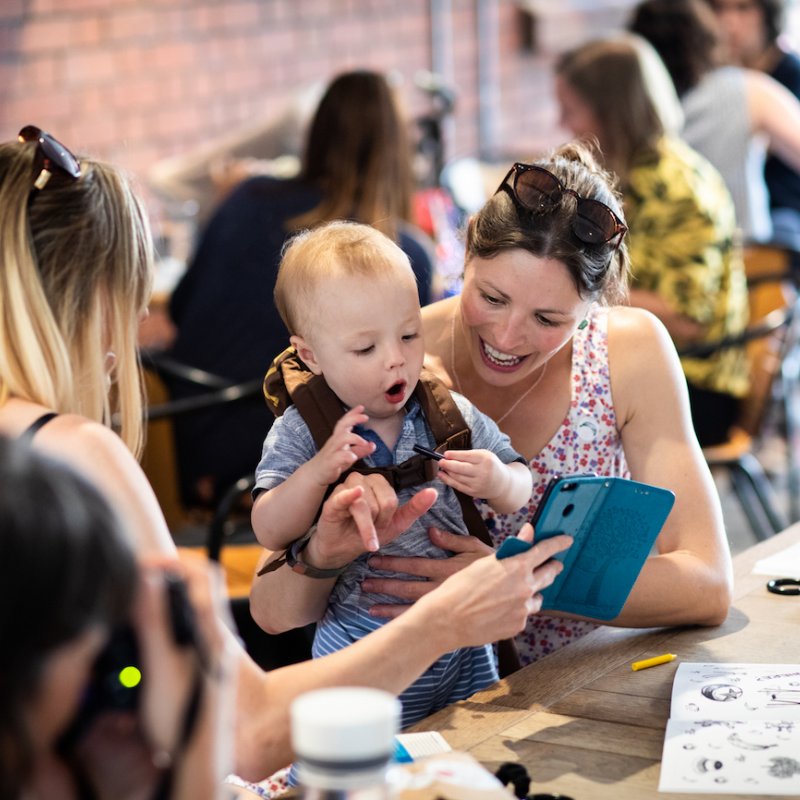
left=305, top=270, right=424, bottom=419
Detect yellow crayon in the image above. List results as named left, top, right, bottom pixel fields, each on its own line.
left=631, top=653, right=677, bottom=671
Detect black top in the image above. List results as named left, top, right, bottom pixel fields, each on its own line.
left=21, top=412, right=58, bottom=441
left=766, top=49, right=800, bottom=214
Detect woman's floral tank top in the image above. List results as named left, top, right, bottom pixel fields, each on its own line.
left=476, top=307, right=630, bottom=665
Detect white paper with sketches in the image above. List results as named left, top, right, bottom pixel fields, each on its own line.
left=658, top=663, right=800, bottom=794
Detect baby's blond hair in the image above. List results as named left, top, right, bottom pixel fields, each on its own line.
left=274, top=220, right=417, bottom=338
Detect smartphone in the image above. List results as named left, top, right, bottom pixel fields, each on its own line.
left=495, top=473, right=598, bottom=560
left=498, top=475, right=675, bottom=620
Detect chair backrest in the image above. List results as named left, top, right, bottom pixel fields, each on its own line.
left=737, top=246, right=799, bottom=439
left=140, top=367, right=192, bottom=531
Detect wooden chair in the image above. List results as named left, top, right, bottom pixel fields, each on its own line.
left=741, top=244, right=800, bottom=521
left=140, top=353, right=314, bottom=669
left=684, top=246, right=800, bottom=540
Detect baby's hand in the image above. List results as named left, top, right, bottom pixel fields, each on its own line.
left=436, top=448, right=508, bottom=500
left=311, top=405, right=375, bottom=485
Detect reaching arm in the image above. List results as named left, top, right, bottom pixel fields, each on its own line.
left=746, top=68, right=800, bottom=174
left=250, top=476, right=439, bottom=634
left=606, top=307, right=733, bottom=628
left=235, top=523, right=571, bottom=779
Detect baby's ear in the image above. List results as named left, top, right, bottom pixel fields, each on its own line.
left=290, top=334, right=323, bottom=375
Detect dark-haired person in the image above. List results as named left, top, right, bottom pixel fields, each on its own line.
left=704, top=0, right=800, bottom=248
left=163, top=69, right=436, bottom=507
left=631, top=0, right=800, bottom=246
left=0, top=435, right=234, bottom=800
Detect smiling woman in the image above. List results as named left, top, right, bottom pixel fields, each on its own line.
left=247, top=143, right=735, bottom=677
left=404, top=140, right=735, bottom=665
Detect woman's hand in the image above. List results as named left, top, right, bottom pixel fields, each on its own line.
left=73, top=557, right=235, bottom=800
left=304, top=472, right=439, bottom=565
left=412, top=524, right=572, bottom=649
left=363, top=527, right=493, bottom=618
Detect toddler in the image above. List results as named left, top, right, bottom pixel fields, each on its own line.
left=251, top=221, right=532, bottom=725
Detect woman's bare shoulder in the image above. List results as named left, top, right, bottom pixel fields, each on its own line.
left=605, top=305, right=688, bottom=424
left=606, top=304, right=674, bottom=354
left=24, top=412, right=137, bottom=477
left=10, top=410, right=174, bottom=554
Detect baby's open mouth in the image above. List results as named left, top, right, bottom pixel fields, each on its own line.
left=385, top=381, right=406, bottom=403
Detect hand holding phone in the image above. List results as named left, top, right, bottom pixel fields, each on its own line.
left=496, top=536, right=533, bottom=559
left=498, top=475, right=675, bottom=620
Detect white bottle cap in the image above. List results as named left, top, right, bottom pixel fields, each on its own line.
left=291, top=687, right=400, bottom=789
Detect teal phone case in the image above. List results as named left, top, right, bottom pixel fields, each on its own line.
left=527, top=475, right=675, bottom=620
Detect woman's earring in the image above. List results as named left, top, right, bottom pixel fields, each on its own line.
left=577, top=319, right=588, bottom=331
left=104, top=351, right=117, bottom=388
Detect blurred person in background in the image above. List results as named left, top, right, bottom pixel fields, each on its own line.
left=630, top=0, right=800, bottom=248
left=555, top=34, right=749, bottom=446
left=160, top=70, right=436, bottom=508
left=704, top=0, right=800, bottom=250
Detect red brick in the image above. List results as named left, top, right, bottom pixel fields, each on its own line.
left=20, top=17, right=73, bottom=53
left=0, top=0, right=24, bottom=22
left=0, top=21, right=22, bottom=57
left=109, top=8, right=155, bottom=42
left=72, top=15, right=104, bottom=46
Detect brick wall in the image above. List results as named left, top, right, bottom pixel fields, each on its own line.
left=0, top=0, right=638, bottom=226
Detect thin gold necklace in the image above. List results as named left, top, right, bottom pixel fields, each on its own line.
left=449, top=309, right=547, bottom=425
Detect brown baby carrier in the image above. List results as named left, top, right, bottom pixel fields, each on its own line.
left=257, top=346, right=522, bottom=675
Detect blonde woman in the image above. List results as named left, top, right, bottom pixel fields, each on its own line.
left=0, top=126, right=566, bottom=782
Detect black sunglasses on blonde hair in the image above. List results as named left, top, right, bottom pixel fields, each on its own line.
left=18, top=124, right=81, bottom=191
left=496, top=162, right=627, bottom=247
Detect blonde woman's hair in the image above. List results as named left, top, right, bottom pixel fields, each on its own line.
left=0, top=139, right=153, bottom=456
left=555, top=33, right=684, bottom=184
left=274, top=220, right=415, bottom=337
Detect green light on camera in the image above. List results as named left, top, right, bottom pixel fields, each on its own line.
left=119, top=665, right=142, bottom=689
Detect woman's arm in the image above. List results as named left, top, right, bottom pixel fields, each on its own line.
left=35, top=414, right=176, bottom=557
left=235, top=523, right=570, bottom=779
left=747, top=68, right=800, bottom=174
left=607, top=306, right=733, bottom=627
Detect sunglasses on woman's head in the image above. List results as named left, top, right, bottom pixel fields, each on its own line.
left=495, top=162, right=627, bottom=247
left=18, top=125, right=81, bottom=191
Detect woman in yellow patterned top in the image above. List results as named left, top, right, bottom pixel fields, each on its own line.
left=555, top=33, right=749, bottom=446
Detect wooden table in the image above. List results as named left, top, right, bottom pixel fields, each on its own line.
left=410, top=525, right=800, bottom=799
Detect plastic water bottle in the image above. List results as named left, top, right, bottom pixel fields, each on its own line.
left=291, top=687, right=400, bottom=800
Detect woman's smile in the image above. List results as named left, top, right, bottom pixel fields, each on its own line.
left=479, top=336, right=529, bottom=371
